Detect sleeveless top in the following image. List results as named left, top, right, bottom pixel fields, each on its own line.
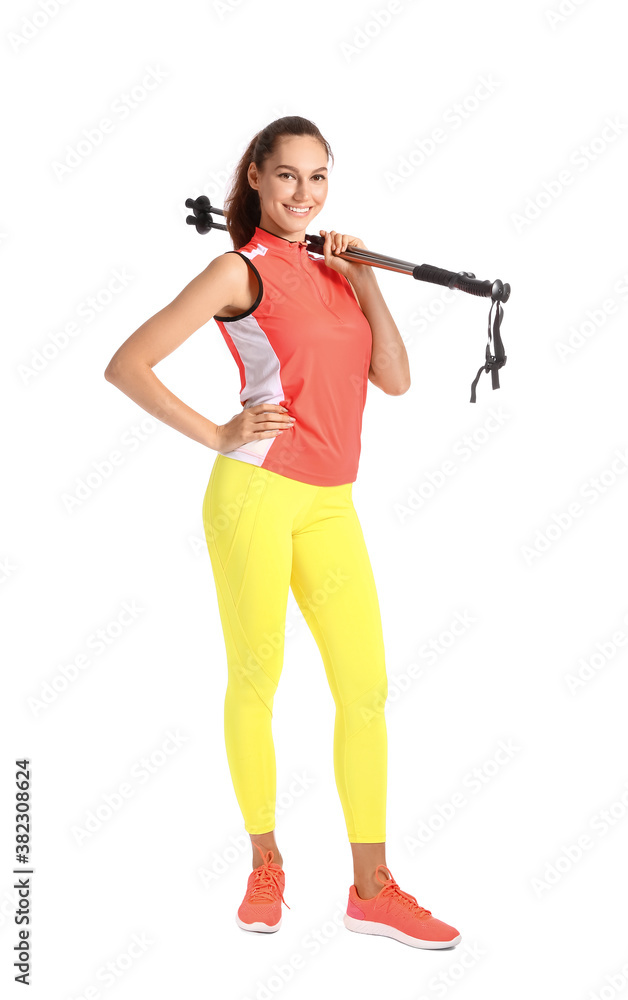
left=212, top=225, right=373, bottom=487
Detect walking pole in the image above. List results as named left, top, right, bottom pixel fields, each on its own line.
left=185, top=196, right=511, bottom=403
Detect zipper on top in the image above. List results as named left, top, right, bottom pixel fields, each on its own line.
left=298, top=247, right=343, bottom=322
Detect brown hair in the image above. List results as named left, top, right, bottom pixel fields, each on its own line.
left=224, top=116, right=334, bottom=250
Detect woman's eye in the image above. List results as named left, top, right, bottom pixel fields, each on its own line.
left=278, top=173, right=326, bottom=180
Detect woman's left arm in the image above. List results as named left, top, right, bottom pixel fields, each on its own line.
left=348, top=268, right=411, bottom=395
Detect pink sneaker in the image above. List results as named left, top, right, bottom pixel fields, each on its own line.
left=344, top=864, right=461, bottom=949
left=236, top=844, right=290, bottom=933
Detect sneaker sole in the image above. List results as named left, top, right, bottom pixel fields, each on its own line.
left=343, top=913, right=461, bottom=949
left=236, top=914, right=282, bottom=933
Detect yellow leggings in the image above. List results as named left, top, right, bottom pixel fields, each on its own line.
left=201, top=454, right=388, bottom=843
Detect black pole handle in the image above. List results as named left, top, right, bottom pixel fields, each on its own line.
left=185, top=195, right=227, bottom=234
left=413, top=264, right=510, bottom=303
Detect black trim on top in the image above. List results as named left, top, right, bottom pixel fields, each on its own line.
left=214, top=251, right=264, bottom=323
left=256, top=225, right=306, bottom=245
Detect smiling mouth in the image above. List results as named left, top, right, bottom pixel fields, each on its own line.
left=283, top=205, right=312, bottom=215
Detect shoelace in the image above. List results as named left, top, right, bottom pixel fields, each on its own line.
left=374, top=865, right=432, bottom=917
left=248, top=845, right=291, bottom=909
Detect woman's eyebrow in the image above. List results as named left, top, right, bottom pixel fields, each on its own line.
left=275, top=164, right=328, bottom=172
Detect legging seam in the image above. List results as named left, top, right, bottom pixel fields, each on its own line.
left=205, top=486, right=279, bottom=695
left=216, top=557, right=278, bottom=695
left=223, top=465, right=261, bottom=575
left=232, top=472, right=270, bottom=608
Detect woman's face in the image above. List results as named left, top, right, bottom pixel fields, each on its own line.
left=247, top=135, right=329, bottom=238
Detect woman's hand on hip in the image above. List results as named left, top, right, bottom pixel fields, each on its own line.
left=215, top=403, right=295, bottom=453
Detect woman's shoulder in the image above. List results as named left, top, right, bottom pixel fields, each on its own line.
left=212, top=251, right=262, bottom=320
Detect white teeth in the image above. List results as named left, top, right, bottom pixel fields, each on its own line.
left=284, top=206, right=310, bottom=213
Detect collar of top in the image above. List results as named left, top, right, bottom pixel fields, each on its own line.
left=252, top=225, right=308, bottom=254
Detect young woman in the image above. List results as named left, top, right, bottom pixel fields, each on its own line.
left=104, top=116, right=461, bottom=951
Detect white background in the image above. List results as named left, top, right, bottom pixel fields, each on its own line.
left=3, top=0, right=628, bottom=996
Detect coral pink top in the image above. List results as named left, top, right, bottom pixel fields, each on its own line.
left=213, top=225, right=373, bottom=486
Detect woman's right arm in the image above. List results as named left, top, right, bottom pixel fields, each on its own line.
left=103, top=253, right=245, bottom=451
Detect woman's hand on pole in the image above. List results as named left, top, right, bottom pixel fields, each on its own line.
left=319, top=229, right=372, bottom=281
